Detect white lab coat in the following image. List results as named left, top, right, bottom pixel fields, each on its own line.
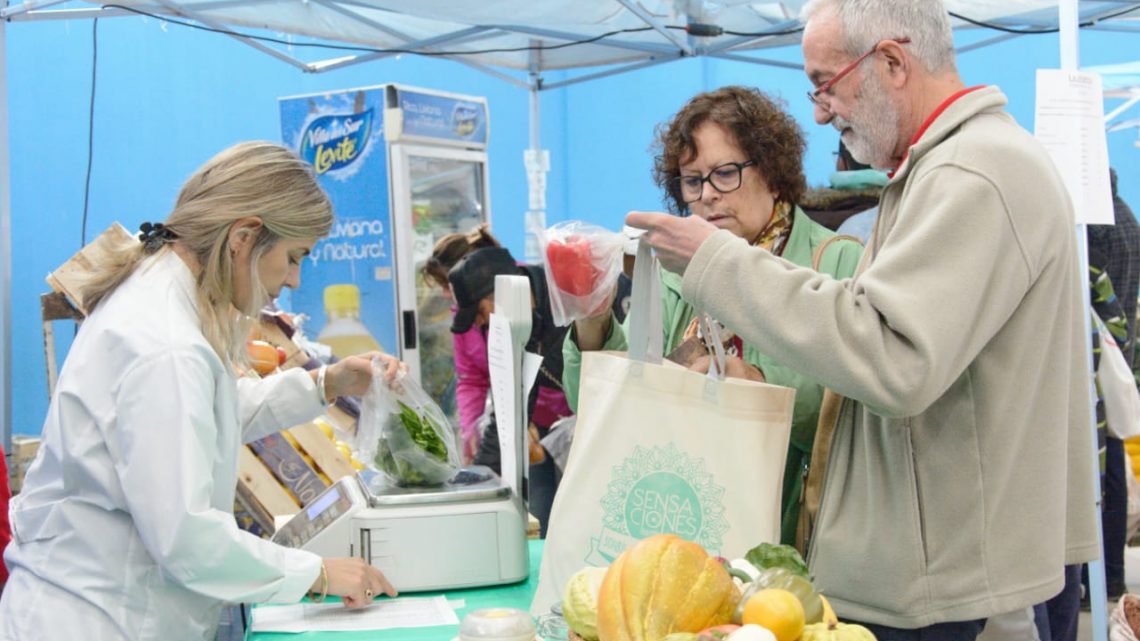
left=0, top=250, right=325, bottom=640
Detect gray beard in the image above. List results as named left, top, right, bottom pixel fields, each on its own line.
left=833, top=75, right=900, bottom=170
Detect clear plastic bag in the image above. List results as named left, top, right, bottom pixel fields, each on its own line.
left=539, top=221, right=626, bottom=327
left=539, top=415, right=576, bottom=473
left=355, top=361, right=462, bottom=487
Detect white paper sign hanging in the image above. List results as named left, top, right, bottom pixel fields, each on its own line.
left=1035, top=69, right=1114, bottom=225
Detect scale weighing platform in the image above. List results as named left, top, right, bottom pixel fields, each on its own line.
left=272, top=467, right=529, bottom=592
left=273, top=274, right=537, bottom=594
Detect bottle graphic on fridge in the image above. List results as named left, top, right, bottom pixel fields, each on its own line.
left=317, top=284, right=383, bottom=358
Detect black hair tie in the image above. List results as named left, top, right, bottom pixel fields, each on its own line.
left=138, top=222, right=177, bottom=251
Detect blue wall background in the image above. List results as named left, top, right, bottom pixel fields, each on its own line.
left=5, top=17, right=1139, bottom=436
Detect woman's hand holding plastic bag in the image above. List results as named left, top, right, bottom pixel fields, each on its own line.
left=354, top=357, right=463, bottom=487
left=539, top=221, right=626, bottom=327
left=322, top=352, right=403, bottom=400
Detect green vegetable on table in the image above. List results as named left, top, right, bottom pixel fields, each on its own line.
left=743, top=543, right=810, bottom=579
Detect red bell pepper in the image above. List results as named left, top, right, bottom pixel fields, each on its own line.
left=546, top=236, right=602, bottom=296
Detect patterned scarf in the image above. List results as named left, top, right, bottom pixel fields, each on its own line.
left=751, top=200, right=794, bottom=255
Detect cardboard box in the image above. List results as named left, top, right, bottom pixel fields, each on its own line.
left=45, top=222, right=135, bottom=316
left=8, top=435, right=42, bottom=495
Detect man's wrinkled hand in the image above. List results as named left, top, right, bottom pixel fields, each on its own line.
left=625, top=211, right=718, bottom=275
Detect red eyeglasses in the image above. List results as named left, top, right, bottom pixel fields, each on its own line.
left=807, top=37, right=911, bottom=107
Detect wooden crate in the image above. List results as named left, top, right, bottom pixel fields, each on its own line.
left=254, top=313, right=311, bottom=372
left=236, top=315, right=363, bottom=537
left=8, top=435, right=41, bottom=495
left=239, top=421, right=362, bottom=536
left=247, top=432, right=329, bottom=506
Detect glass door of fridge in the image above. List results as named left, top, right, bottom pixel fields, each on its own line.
left=390, top=144, right=491, bottom=426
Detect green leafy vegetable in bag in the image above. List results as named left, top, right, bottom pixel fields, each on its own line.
left=395, top=401, right=448, bottom=462
left=743, top=543, right=809, bottom=579
left=373, top=401, right=451, bottom=485
left=357, top=362, right=460, bottom=488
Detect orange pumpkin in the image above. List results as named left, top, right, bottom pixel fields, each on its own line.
left=596, top=534, right=741, bottom=641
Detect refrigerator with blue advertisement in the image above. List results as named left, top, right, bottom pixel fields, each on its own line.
left=279, top=84, right=491, bottom=425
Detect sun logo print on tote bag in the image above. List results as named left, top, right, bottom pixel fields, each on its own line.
left=585, top=443, right=729, bottom=565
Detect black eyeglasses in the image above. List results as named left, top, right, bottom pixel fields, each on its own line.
left=807, top=37, right=911, bottom=109
left=670, top=160, right=756, bottom=204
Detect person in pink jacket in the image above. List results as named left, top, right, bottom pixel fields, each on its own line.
left=423, top=225, right=501, bottom=463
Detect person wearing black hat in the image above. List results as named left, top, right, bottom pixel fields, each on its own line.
left=447, top=246, right=571, bottom=537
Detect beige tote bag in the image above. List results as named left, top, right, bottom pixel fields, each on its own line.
left=531, top=243, right=795, bottom=614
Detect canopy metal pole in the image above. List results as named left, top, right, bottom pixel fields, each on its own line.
left=614, top=0, right=692, bottom=56
left=529, top=81, right=540, bottom=153
left=523, top=42, right=547, bottom=264
left=150, top=0, right=312, bottom=71
left=1062, top=0, right=1109, bottom=638
left=0, top=18, right=12, bottom=461
left=1105, top=92, right=1140, bottom=124
left=706, top=52, right=804, bottom=70
left=0, top=0, right=69, bottom=19
left=955, top=32, right=1025, bottom=55
left=539, top=55, right=683, bottom=91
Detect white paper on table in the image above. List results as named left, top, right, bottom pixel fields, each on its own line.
left=1034, top=69, right=1114, bottom=225
left=488, top=313, right=520, bottom=497
left=250, top=596, right=459, bottom=633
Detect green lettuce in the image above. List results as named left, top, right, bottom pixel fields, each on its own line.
left=743, top=542, right=809, bottom=578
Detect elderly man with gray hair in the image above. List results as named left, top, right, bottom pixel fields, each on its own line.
left=626, top=1, right=1100, bottom=639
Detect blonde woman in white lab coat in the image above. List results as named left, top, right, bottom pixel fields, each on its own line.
left=0, top=141, right=399, bottom=641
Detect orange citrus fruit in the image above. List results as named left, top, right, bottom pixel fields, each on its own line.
left=741, top=588, right=806, bottom=641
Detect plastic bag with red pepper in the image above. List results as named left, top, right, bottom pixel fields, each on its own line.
left=539, top=221, right=626, bottom=327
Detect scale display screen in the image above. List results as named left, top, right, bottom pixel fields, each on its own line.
left=307, top=489, right=340, bottom=520
left=272, top=478, right=363, bottom=550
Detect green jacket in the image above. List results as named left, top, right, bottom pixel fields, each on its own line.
left=562, top=207, right=863, bottom=545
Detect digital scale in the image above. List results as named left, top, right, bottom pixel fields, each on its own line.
left=273, top=274, right=536, bottom=593
left=272, top=467, right=528, bottom=592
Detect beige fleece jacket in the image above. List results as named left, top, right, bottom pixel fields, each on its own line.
left=681, top=86, right=1098, bottom=627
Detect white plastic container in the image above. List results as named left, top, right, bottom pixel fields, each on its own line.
left=458, top=607, right=537, bottom=641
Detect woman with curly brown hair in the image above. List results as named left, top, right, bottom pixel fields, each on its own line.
left=562, top=86, right=863, bottom=545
